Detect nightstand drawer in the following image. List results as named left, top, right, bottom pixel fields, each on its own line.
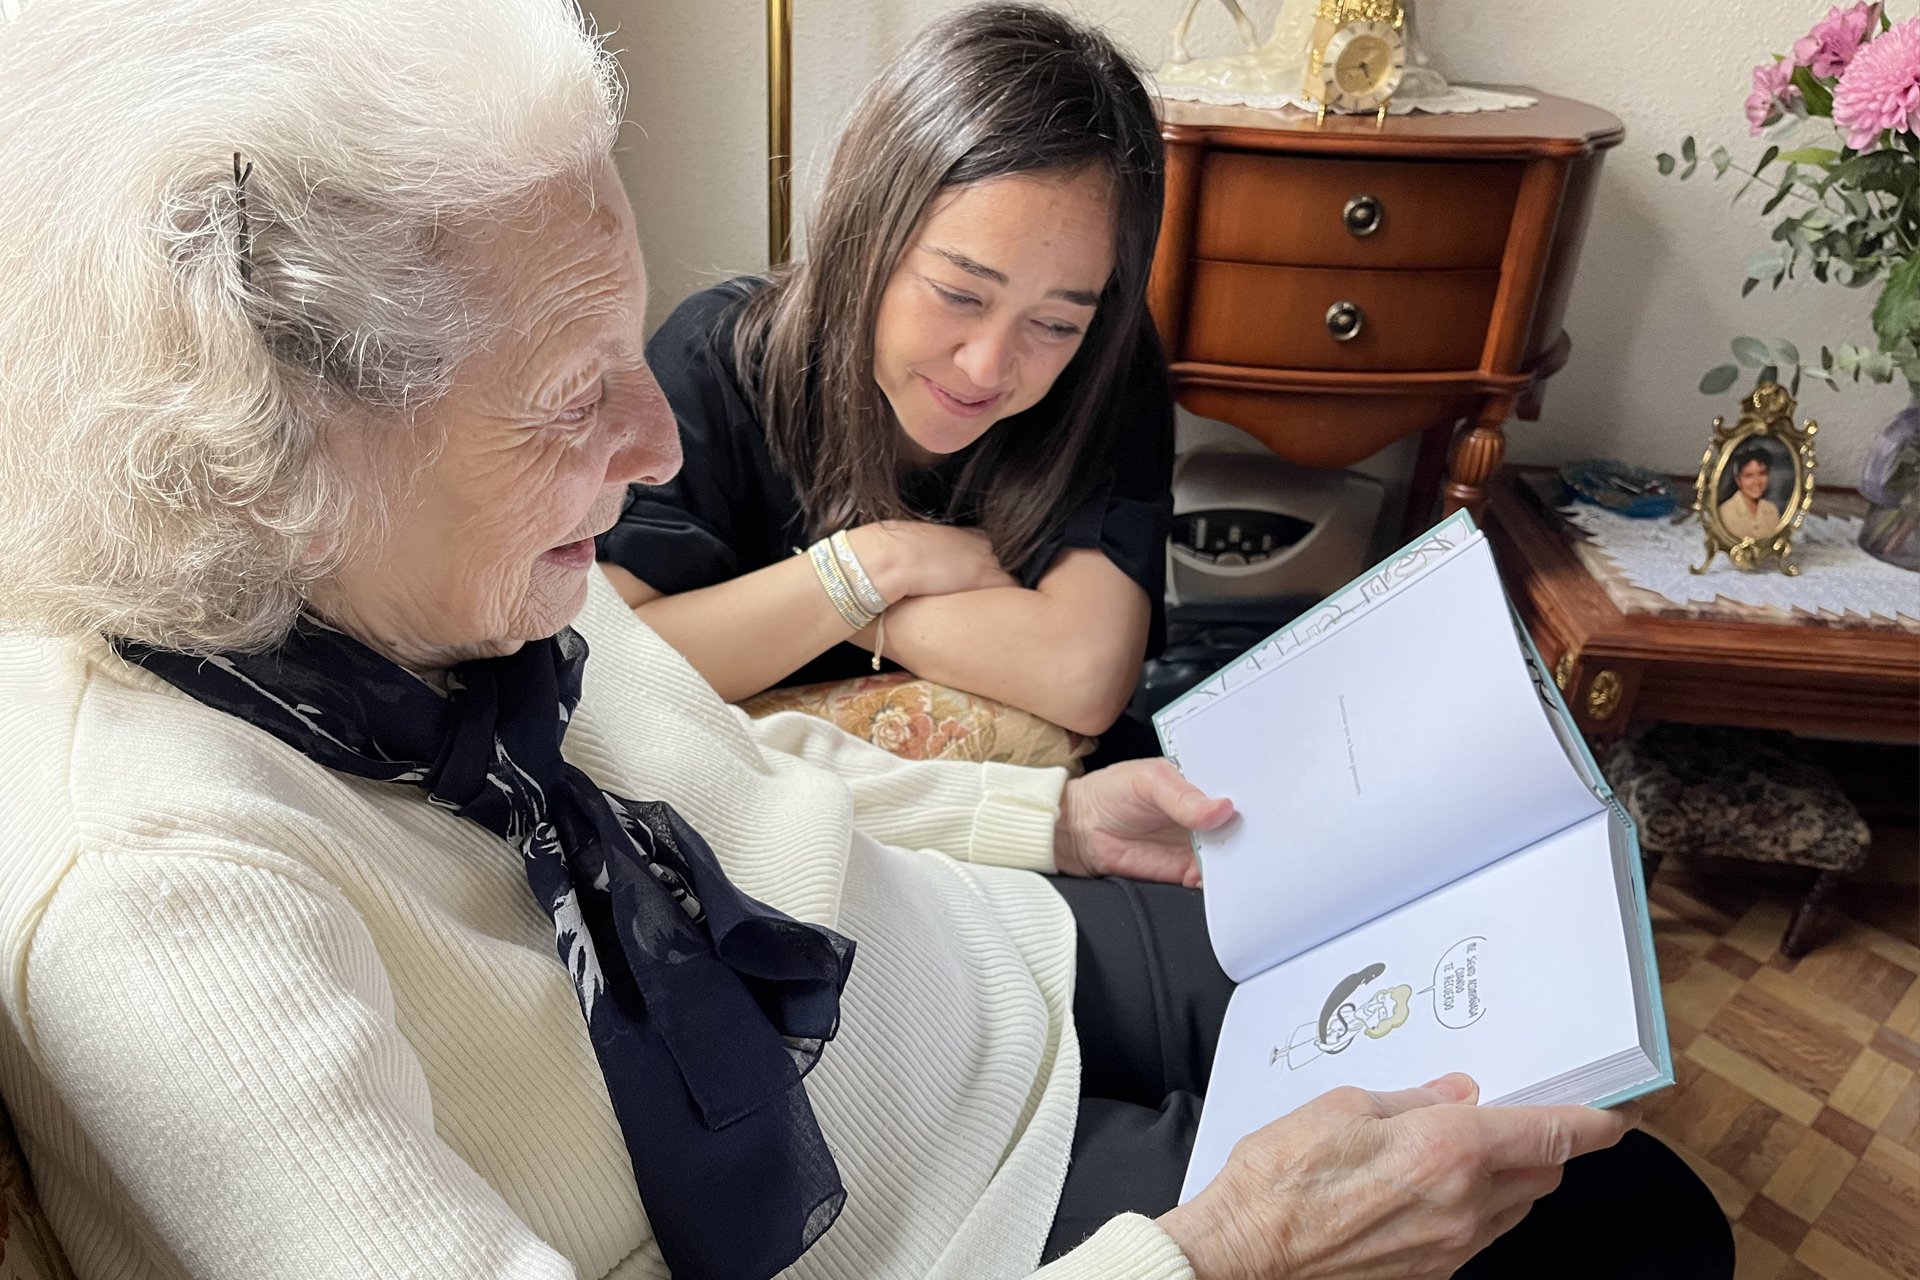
left=1181, top=261, right=1497, bottom=371
left=1194, top=153, right=1521, bottom=270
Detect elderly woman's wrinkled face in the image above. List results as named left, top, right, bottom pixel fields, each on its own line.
left=312, top=161, right=679, bottom=670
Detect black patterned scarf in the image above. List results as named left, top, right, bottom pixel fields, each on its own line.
left=115, top=620, right=856, bottom=1280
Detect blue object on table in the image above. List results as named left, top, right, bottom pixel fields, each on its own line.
left=1559, top=459, right=1677, bottom=519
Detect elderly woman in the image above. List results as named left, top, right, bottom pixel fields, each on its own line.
left=0, top=1, right=1732, bottom=1278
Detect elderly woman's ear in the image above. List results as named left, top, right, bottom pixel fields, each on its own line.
left=299, top=534, right=336, bottom=567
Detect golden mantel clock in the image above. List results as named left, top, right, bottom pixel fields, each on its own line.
left=1304, top=0, right=1407, bottom=125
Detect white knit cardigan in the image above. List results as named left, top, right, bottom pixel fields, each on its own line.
left=0, top=571, right=1195, bottom=1280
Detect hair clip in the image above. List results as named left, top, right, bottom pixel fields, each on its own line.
left=231, top=152, right=255, bottom=284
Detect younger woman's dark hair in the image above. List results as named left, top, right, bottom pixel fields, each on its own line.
left=1731, top=442, right=1774, bottom=474
left=732, top=2, right=1165, bottom=569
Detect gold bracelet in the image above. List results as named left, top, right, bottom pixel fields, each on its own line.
left=809, top=538, right=874, bottom=630
left=830, top=529, right=890, bottom=617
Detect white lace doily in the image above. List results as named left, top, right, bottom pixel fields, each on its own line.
left=1559, top=503, right=1920, bottom=628
left=1151, top=76, right=1536, bottom=116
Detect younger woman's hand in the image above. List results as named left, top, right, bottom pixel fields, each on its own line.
left=849, top=520, right=1018, bottom=602
left=1055, top=758, right=1233, bottom=886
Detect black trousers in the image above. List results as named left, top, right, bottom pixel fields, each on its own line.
left=1042, top=876, right=1735, bottom=1278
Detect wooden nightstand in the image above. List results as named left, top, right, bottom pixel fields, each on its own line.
left=1148, top=92, right=1624, bottom=534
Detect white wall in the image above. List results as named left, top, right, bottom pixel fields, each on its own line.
left=589, top=0, right=1906, bottom=483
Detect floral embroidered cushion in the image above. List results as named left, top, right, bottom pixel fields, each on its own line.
left=740, top=673, right=1094, bottom=772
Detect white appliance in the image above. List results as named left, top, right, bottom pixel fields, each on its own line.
left=1166, top=450, right=1386, bottom=605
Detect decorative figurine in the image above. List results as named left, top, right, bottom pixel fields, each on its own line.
left=1167, top=0, right=1261, bottom=65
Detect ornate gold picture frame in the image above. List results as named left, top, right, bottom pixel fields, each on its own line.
left=1691, top=380, right=1818, bottom=576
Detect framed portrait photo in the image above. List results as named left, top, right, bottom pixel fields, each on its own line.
left=1692, top=380, right=1818, bottom=576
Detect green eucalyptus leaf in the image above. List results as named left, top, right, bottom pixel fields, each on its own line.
left=1682, top=136, right=1696, bottom=163
left=1712, top=146, right=1732, bottom=177
left=1871, top=251, right=1920, bottom=351
left=1746, top=251, right=1787, bottom=279
left=1682, top=159, right=1698, bottom=180
left=1762, top=183, right=1794, bottom=215
left=1732, top=336, right=1772, bottom=367
left=1755, top=144, right=1781, bottom=174
left=1775, top=340, right=1802, bottom=367
left=1776, top=146, right=1841, bottom=166
left=1656, top=152, right=1676, bottom=176
left=1699, top=364, right=1741, bottom=395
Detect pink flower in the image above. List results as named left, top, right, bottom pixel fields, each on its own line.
left=1793, top=3, right=1881, bottom=78
left=1747, top=58, right=1801, bottom=134
left=1833, top=17, right=1920, bottom=148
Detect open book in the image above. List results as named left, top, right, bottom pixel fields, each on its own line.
left=1154, top=512, right=1671, bottom=1203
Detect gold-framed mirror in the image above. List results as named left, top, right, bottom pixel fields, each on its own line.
left=1691, top=380, right=1818, bottom=576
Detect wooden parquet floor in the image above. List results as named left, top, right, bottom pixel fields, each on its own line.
left=1640, top=862, right=1920, bottom=1279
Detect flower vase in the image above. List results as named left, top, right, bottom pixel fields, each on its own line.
left=1857, top=386, right=1920, bottom=572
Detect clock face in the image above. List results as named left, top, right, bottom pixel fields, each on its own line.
left=1320, top=21, right=1406, bottom=111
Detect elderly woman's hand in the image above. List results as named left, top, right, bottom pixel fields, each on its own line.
left=1054, top=758, right=1232, bottom=886
left=1158, top=1074, right=1632, bottom=1280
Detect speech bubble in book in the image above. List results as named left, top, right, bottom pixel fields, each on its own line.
left=1433, top=936, right=1486, bottom=1029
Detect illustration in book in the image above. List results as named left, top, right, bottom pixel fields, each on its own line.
left=1272, top=936, right=1486, bottom=1071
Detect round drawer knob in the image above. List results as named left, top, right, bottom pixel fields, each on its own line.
left=1324, top=301, right=1365, bottom=342
left=1343, top=194, right=1383, bottom=238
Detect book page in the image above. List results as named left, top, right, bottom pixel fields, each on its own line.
left=1180, top=812, right=1642, bottom=1202
left=1157, top=514, right=1480, bottom=738
left=1160, top=536, right=1602, bottom=981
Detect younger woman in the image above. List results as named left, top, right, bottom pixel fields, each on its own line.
left=597, top=3, right=1172, bottom=738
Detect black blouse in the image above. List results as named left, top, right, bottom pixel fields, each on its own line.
left=597, top=278, right=1174, bottom=689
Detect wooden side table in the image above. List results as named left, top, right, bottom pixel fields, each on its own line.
left=1487, top=467, right=1920, bottom=744
left=1148, top=92, right=1624, bottom=533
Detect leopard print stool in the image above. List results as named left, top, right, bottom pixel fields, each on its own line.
left=1602, top=724, right=1871, bottom=958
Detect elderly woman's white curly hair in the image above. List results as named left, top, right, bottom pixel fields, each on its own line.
left=0, top=0, right=623, bottom=651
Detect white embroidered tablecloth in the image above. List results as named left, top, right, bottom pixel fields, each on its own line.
left=1558, top=502, right=1920, bottom=630
left=1150, top=78, right=1536, bottom=115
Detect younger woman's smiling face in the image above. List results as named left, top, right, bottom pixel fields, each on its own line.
left=870, top=168, right=1115, bottom=461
